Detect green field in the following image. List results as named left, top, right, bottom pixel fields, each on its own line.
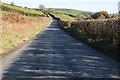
left=55, top=8, right=94, bottom=18
left=52, top=12, right=75, bottom=21
left=1, top=3, right=47, bottom=17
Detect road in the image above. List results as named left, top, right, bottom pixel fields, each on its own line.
left=1, top=20, right=120, bottom=78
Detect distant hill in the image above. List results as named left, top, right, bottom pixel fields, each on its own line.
left=54, top=8, right=94, bottom=18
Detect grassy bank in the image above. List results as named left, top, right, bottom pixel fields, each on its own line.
left=58, top=19, right=119, bottom=62
left=51, top=12, right=75, bottom=21
left=1, top=13, right=52, bottom=55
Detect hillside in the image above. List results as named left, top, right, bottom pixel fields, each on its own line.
left=51, top=12, right=75, bottom=21
left=1, top=3, right=47, bottom=17
left=54, top=8, right=94, bottom=18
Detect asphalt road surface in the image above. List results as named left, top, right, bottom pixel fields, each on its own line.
left=1, top=20, right=120, bottom=79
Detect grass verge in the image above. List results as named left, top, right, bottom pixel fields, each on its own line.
left=1, top=13, right=52, bottom=55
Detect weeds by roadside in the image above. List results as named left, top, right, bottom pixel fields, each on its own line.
left=1, top=13, right=52, bottom=55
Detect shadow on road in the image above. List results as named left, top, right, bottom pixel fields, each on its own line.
left=3, top=20, right=119, bottom=78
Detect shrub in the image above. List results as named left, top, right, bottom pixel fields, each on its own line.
left=91, top=11, right=109, bottom=19
left=59, top=19, right=119, bottom=62
left=99, top=11, right=109, bottom=18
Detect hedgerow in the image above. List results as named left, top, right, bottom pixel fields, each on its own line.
left=59, top=19, right=119, bottom=62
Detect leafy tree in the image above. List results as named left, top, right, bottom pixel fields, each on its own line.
left=99, top=11, right=109, bottom=18
left=24, top=6, right=27, bottom=8
left=118, top=1, right=120, bottom=14
left=10, top=2, right=14, bottom=6
left=91, top=11, right=109, bottom=19
left=39, top=4, right=45, bottom=11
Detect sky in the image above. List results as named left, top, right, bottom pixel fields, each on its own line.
left=1, top=0, right=119, bottom=14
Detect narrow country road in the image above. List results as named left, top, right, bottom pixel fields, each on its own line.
left=2, top=20, right=119, bottom=78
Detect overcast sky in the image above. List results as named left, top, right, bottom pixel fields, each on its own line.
left=1, top=0, right=119, bottom=14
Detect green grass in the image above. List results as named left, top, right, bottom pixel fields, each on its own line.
left=55, top=9, right=94, bottom=18
left=1, top=11, right=38, bottom=19
left=1, top=3, right=47, bottom=17
left=52, top=12, right=75, bottom=21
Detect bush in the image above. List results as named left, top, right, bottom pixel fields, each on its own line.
left=99, top=11, right=109, bottom=18
left=91, top=11, right=109, bottom=19
left=59, top=19, right=119, bottom=62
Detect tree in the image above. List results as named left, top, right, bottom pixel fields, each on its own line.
left=10, top=2, right=14, bottom=5
left=118, top=1, right=120, bottom=14
left=24, top=6, right=28, bottom=8
left=91, top=11, right=109, bottom=19
left=39, top=4, right=45, bottom=11
left=99, top=11, right=109, bottom=18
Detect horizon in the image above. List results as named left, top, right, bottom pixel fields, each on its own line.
left=1, top=0, right=119, bottom=14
